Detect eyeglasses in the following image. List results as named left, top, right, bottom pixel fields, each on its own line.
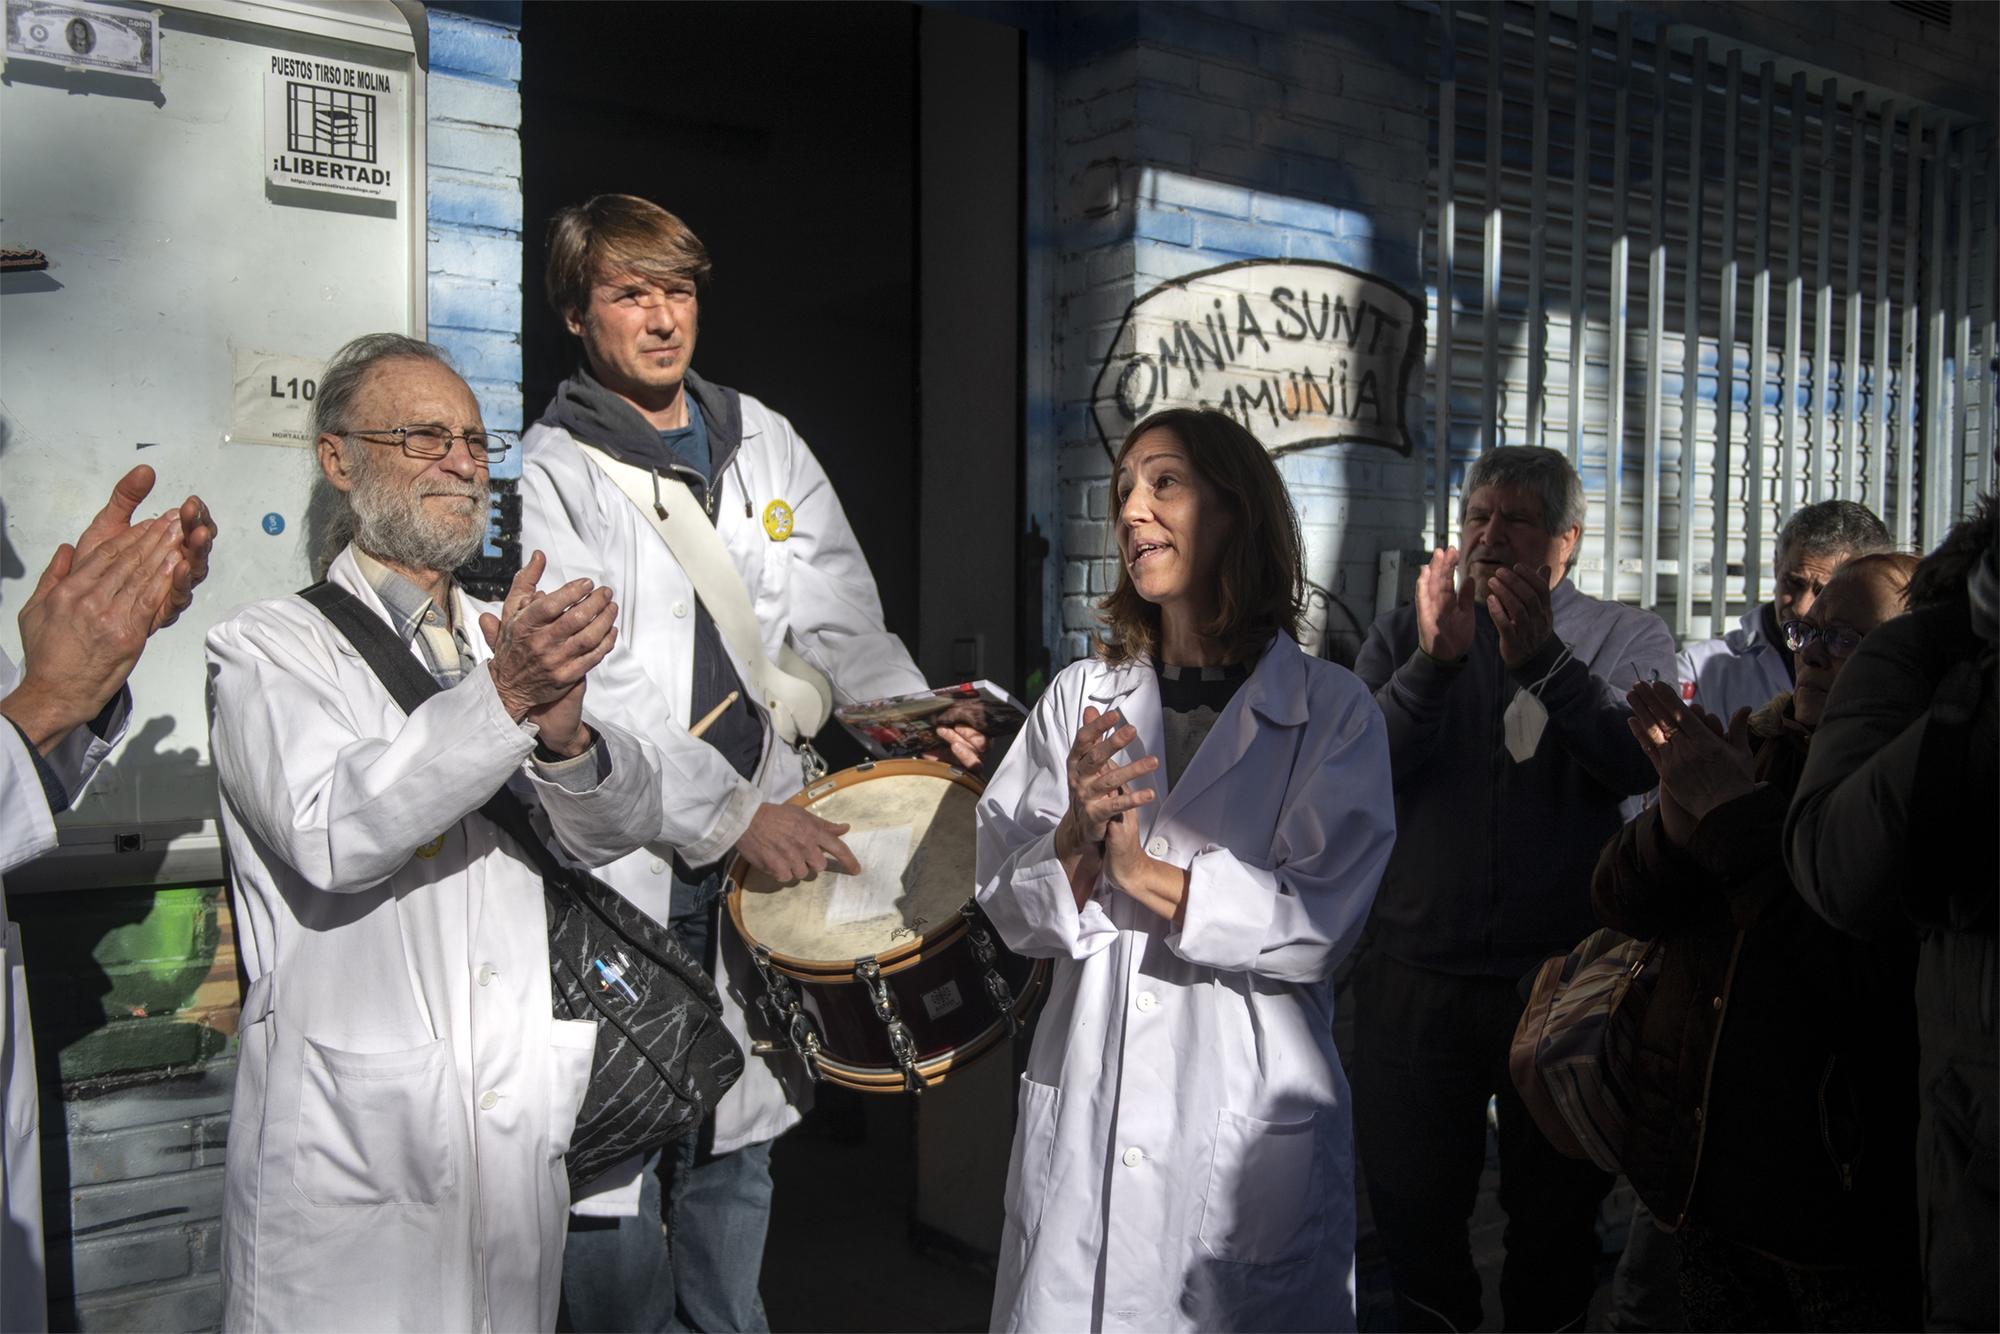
left=343, top=424, right=513, bottom=462
left=1781, top=619, right=1865, bottom=659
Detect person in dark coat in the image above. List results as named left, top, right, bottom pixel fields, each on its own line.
left=1787, top=496, right=1999, bottom=1333
left=1353, top=446, right=1677, bottom=1333
left=1593, top=552, right=1923, bottom=1332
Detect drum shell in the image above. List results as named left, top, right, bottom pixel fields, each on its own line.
left=782, top=928, right=1043, bottom=1074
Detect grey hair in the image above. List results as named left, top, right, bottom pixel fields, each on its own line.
left=1461, top=446, right=1587, bottom=568
left=1775, top=499, right=1893, bottom=570
left=311, top=332, right=453, bottom=440
left=305, top=332, right=454, bottom=577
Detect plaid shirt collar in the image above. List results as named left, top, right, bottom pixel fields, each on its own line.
left=351, top=547, right=456, bottom=643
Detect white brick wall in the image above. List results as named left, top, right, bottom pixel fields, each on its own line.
left=1045, top=1, right=1433, bottom=665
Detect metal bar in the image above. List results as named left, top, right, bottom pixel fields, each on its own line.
left=1604, top=12, right=1633, bottom=603
left=1956, top=128, right=1973, bottom=523
left=1747, top=60, right=1774, bottom=608
left=1782, top=71, right=1805, bottom=523
left=1713, top=48, right=1740, bottom=638
left=1985, top=136, right=1998, bottom=498
left=1434, top=5, right=1457, bottom=546
left=1843, top=90, right=1865, bottom=499
left=1567, top=0, right=1592, bottom=470
left=1677, top=37, right=1708, bottom=639
left=1526, top=2, right=1549, bottom=450
left=1899, top=108, right=1922, bottom=550
left=1926, top=116, right=1949, bottom=546
left=1642, top=25, right=1671, bottom=608
left=1481, top=10, right=1504, bottom=453
left=1871, top=101, right=1895, bottom=513
left=1812, top=77, right=1837, bottom=502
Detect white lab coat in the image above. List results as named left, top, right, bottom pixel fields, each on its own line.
left=520, top=395, right=926, bottom=1165
left=2, top=652, right=125, bottom=1334
left=206, top=549, right=667, bottom=1333
left=1676, top=605, right=1792, bottom=720
left=976, top=636, right=1396, bottom=1334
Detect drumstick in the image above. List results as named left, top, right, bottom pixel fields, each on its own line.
left=687, top=691, right=740, bottom=740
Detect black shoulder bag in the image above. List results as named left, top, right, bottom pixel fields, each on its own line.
left=298, top=581, right=743, bottom=1191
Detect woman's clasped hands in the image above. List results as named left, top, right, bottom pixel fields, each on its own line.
left=1052, top=705, right=1187, bottom=923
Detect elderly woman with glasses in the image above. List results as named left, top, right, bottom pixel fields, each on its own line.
left=1590, top=551, right=1923, bottom=1332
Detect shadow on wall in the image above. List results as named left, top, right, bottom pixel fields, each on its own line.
left=14, top=716, right=237, bottom=1325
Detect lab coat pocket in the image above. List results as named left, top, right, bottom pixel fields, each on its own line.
left=547, top=1018, right=600, bottom=1158
left=294, top=1036, right=457, bottom=1207
left=1003, top=1075, right=1061, bottom=1242
left=1198, top=1107, right=1325, bottom=1265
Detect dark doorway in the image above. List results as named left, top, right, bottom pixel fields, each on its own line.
left=519, top=6, right=1028, bottom=1328
left=522, top=0, right=922, bottom=643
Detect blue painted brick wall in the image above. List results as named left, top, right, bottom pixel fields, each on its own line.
left=1048, top=1, right=1433, bottom=664
left=426, top=10, right=525, bottom=472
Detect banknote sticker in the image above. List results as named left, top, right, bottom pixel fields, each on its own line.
left=4, top=0, right=161, bottom=81
left=263, top=53, right=405, bottom=205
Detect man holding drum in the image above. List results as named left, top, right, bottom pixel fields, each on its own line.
left=519, top=194, right=982, bottom=1332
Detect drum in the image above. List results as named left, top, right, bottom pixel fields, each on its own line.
left=725, top=758, right=1048, bottom=1093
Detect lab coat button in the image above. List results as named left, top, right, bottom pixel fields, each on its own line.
left=649, top=858, right=666, bottom=874
left=1135, top=991, right=1157, bottom=1012
left=477, top=964, right=496, bottom=987
left=1121, top=1146, right=1144, bottom=1168
left=672, top=601, right=689, bottom=618
left=1146, top=837, right=1169, bottom=857
left=479, top=1090, right=499, bottom=1111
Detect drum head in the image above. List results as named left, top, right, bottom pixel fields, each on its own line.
left=730, top=759, right=981, bottom=971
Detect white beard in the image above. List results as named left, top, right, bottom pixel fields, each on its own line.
left=348, top=453, right=489, bottom=574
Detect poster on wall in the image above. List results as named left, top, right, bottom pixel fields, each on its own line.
left=3, top=0, right=161, bottom=80
left=225, top=349, right=325, bottom=447
left=263, top=52, right=404, bottom=205
left=1091, top=258, right=1424, bottom=459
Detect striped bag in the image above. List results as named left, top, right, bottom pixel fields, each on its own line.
left=1509, top=927, right=1662, bottom=1173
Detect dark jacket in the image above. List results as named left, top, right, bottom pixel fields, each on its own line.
left=1787, top=583, right=1997, bottom=1330
left=1354, top=579, right=1677, bottom=978
left=1593, top=698, right=1920, bottom=1268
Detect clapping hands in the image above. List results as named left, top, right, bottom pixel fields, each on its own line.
left=1627, top=679, right=1756, bottom=846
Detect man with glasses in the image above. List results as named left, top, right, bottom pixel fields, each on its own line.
left=1678, top=500, right=1894, bottom=721
left=207, top=333, right=668, bottom=1331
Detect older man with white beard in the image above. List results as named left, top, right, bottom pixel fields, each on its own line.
left=207, top=333, right=668, bottom=1332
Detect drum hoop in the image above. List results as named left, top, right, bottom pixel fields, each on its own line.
left=724, top=757, right=985, bottom=975
left=803, top=959, right=1050, bottom=1090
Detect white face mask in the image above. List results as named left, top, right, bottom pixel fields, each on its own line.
left=1502, top=645, right=1574, bottom=764
left=1503, top=690, right=1548, bottom=764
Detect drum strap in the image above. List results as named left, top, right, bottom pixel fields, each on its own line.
left=577, top=442, right=834, bottom=752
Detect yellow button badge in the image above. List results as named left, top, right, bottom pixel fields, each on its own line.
left=415, top=834, right=447, bottom=859
left=762, top=499, right=795, bottom=542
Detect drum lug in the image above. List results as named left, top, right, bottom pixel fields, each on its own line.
left=856, top=958, right=928, bottom=1094
left=751, top=944, right=823, bottom=1082
left=958, top=904, right=1019, bottom=1035
left=797, top=740, right=829, bottom=785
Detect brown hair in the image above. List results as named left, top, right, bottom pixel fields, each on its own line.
left=1828, top=550, right=1920, bottom=615
left=1096, top=409, right=1305, bottom=666
left=544, top=194, right=712, bottom=321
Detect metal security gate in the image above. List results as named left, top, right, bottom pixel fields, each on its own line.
left=1426, top=2, right=1997, bottom=641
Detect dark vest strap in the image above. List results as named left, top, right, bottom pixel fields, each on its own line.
left=295, top=579, right=568, bottom=883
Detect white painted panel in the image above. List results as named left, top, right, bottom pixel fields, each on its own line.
left=0, top=1, right=423, bottom=887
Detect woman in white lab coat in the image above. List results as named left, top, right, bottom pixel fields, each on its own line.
left=976, top=408, right=1396, bottom=1333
